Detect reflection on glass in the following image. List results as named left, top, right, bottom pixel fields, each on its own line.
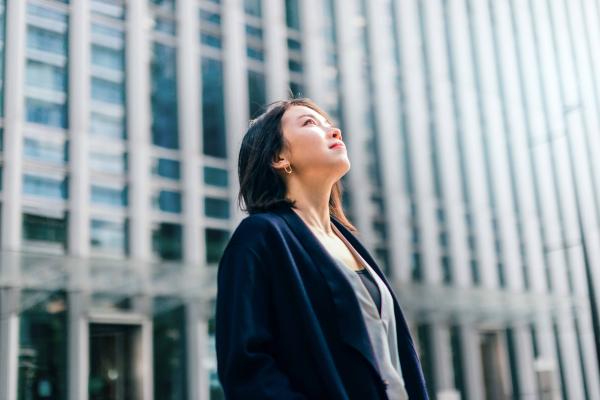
left=91, top=185, right=127, bottom=207
left=91, top=112, right=125, bottom=140
left=155, top=190, right=182, bottom=214
left=26, top=98, right=68, bottom=129
left=91, top=219, right=127, bottom=254
left=24, top=138, right=67, bottom=165
left=23, top=174, right=68, bottom=199
left=201, top=57, right=226, bottom=158
left=22, top=213, right=67, bottom=245
left=154, top=158, right=181, bottom=180
left=153, top=298, right=187, bottom=400
left=248, top=70, right=267, bottom=118
left=205, top=228, right=229, bottom=264
left=151, top=43, right=179, bottom=149
left=152, top=222, right=182, bottom=260
left=18, top=290, right=67, bottom=400
left=89, top=324, right=138, bottom=400
left=203, top=166, right=228, bottom=187
left=204, top=197, right=229, bottom=219
left=26, top=60, right=67, bottom=91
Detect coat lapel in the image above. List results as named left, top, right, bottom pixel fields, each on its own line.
left=274, top=205, right=384, bottom=379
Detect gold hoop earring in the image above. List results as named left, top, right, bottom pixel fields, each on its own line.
left=284, top=164, right=293, bottom=174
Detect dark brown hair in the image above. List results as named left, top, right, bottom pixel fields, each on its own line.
left=237, top=98, right=357, bottom=232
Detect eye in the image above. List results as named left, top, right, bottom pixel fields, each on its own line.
left=303, top=118, right=316, bottom=126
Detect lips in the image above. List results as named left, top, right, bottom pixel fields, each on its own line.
left=329, top=142, right=345, bottom=149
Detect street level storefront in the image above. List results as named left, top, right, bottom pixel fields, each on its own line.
left=0, top=250, right=584, bottom=399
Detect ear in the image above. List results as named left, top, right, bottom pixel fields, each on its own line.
left=271, top=156, right=289, bottom=171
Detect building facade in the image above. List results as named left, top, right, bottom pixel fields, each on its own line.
left=1, top=0, right=600, bottom=399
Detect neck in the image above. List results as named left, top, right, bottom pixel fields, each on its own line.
left=286, top=176, right=334, bottom=235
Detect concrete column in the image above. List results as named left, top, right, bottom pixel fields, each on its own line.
left=1, top=0, right=26, bottom=251
left=262, top=0, right=289, bottom=102
left=222, top=0, right=249, bottom=225
left=459, top=324, right=485, bottom=400
left=186, top=300, right=210, bottom=400
left=127, top=0, right=152, bottom=260
left=507, top=3, right=562, bottom=393
left=394, top=0, right=443, bottom=286
left=178, top=0, right=202, bottom=266
left=420, top=0, right=471, bottom=288
left=487, top=1, right=544, bottom=397
left=299, top=0, right=327, bottom=103
left=69, top=0, right=91, bottom=257
left=0, top=287, right=20, bottom=400
left=528, top=0, right=586, bottom=397
left=333, top=0, right=377, bottom=251
left=365, top=0, right=411, bottom=283
left=68, top=290, right=89, bottom=400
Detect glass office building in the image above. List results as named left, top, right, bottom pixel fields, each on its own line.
left=1, top=0, right=600, bottom=399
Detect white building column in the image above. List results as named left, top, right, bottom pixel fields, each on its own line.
left=178, top=0, right=202, bottom=266
left=127, top=0, right=152, bottom=261
left=508, top=4, right=563, bottom=397
left=0, top=287, right=19, bottom=400
left=333, top=0, right=377, bottom=251
left=185, top=299, right=210, bottom=400
left=1, top=0, right=26, bottom=251
left=262, top=0, right=289, bottom=102
left=223, top=0, right=249, bottom=226
left=68, top=0, right=91, bottom=257
left=1, top=2, right=26, bottom=397
left=365, top=0, right=410, bottom=284
left=67, top=3, right=92, bottom=399
left=445, top=0, right=500, bottom=397
left=394, top=0, right=442, bottom=286
left=299, top=0, right=327, bottom=103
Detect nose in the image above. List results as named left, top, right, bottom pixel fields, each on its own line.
left=329, top=126, right=342, bottom=140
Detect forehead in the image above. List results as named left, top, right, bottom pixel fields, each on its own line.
left=282, top=105, right=328, bottom=125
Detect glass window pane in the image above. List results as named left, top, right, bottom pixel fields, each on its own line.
left=26, top=60, right=67, bottom=92
left=203, top=166, right=228, bottom=187
left=91, top=44, right=124, bottom=70
left=201, top=58, right=226, bottom=157
left=18, top=291, right=67, bottom=400
left=244, top=0, right=262, bottom=17
left=152, top=223, right=182, bottom=260
left=91, top=185, right=127, bottom=207
left=27, top=26, right=67, bottom=56
left=155, top=190, right=182, bottom=213
left=23, top=174, right=68, bottom=199
left=91, top=219, right=127, bottom=253
left=153, top=299, right=188, bottom=400
left=151, top=43, right=179, bottom=149
left=248, top=70, right=266, bottom=118
left=204, top=197, right=229, bottom=219
left=92, top=77, right=125, bottom=105
left=154, top=158, right=180, bottom=180
left=26, top=98, right=68, bottom=129
left=24, top=138, right=67, bottom=164
left=90, top=112, right=125, bottom=140
left=22, top=213, right=67, bottom=244
left=285, top=0, right=300, bottom=29
left=205, top=228, right=229, bottom=264
left=90, top=151, right=126, bottom=174
left=27, top=4, right=68, bottom=23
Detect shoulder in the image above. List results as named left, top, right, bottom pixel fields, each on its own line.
left=223, top=211, right=288, bottom=255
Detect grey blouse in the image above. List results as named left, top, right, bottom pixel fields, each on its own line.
left=331, top=224, right=409, bottom=400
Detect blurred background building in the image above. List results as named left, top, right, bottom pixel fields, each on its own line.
left=1, top=0, right=600, bottom=399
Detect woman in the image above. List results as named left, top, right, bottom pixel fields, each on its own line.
left=215, top=98, right=429, bottom=399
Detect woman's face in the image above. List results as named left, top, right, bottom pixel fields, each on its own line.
left=274, top=105, right=350, bottom=181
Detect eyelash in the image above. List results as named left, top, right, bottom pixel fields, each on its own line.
left=303, top=119, right=316, bottom=126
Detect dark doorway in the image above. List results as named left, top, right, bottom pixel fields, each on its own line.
left=89, top=323, right=140, bottom=400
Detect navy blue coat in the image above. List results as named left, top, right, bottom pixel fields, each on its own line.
left=216, top=204, right=429, bottom=399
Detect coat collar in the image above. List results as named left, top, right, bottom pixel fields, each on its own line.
left=273, top=203, right=393, bottom=379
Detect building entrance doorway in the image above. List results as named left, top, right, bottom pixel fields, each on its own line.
left=89, top=323, right=142, bottom=400
left=480, top=331, right=511, bottom=400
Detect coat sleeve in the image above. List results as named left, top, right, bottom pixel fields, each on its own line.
left=215, top=240, right=307, bottom=399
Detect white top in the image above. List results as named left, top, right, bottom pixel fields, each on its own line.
left=331, top=224, right=409, bottom=400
